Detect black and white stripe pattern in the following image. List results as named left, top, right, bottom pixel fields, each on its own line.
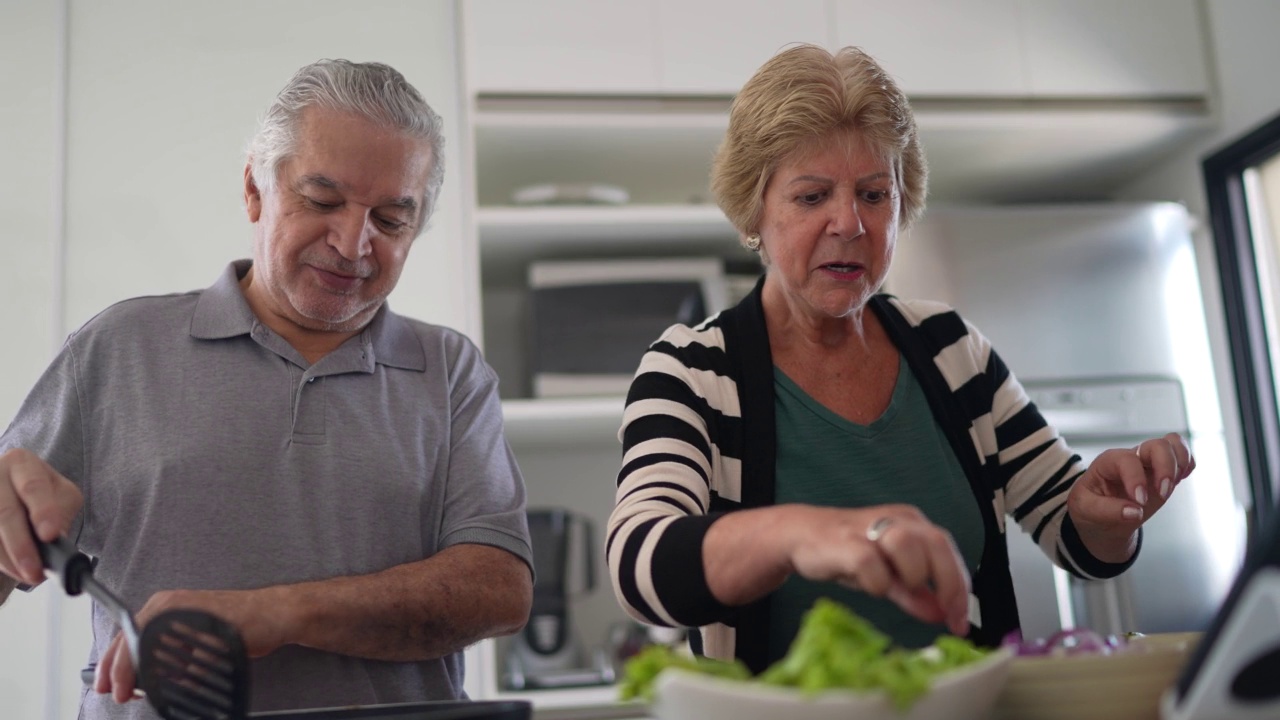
left=607, top=287, right=1138, bottom=666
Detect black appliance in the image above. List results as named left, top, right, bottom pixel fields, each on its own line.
left=505, top=508, right=613, bottom=689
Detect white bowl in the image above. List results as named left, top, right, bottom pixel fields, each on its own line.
left=991, top=632, right=1201, bottom=720
left=650, top=646, right=1015, bottom=720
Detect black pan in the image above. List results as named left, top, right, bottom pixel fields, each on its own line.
left=250, top=701, right=532, bottom=719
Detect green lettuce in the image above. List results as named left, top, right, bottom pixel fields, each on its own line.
left=620, top=598, right=989, bottom=711
left=618, top=644, right=751, bottom=702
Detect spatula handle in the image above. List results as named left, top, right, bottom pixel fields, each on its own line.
left=30, top=525, right=94, bottom=597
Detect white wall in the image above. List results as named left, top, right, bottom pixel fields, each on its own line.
left=61, top=0, right=475, bottom=335
left=1116, top=0, right=1280, bottom=512
left=0, top=2, right=472, bottom=718
left=0, top=3, right=65, bottom=718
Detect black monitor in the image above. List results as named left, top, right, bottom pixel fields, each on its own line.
left=1162, top=504, right=1280, bottom=719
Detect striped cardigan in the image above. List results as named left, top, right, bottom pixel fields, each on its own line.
left=607, top=281, right=1140, bottom=673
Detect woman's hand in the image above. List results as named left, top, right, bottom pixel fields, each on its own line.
left=784, top=504, right=971, bottom=636
left=1067, top=432, right=1195, bottom=562
left=704, top=503, right=970, bottom=635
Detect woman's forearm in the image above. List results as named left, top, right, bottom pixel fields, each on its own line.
left=702, top=505, right=804, bottom=606
left=1070, top=518, right=1140, bottom=565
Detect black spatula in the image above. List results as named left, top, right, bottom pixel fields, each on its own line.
left=37, top=533, right=251, bottom=719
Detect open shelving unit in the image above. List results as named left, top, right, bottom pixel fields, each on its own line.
left=466, top=96, right=743, bottom=719
left=477, top=203, right=739, bottom=286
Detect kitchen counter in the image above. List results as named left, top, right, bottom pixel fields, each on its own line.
left=528, top=701, right=646, bottom=720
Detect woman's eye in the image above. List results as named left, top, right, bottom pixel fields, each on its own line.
left=798, top=191, right=825, bottom=205
left=862, top=190, right=888, bottom=204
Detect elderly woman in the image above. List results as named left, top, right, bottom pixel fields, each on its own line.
left=606, top=44, right=1193, bottom=673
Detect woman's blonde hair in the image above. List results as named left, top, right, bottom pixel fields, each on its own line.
left=711, top=44, right=927, bottom=245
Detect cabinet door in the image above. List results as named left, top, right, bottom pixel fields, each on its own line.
left=656, top=0, right=829, bottom=94
left=1019, top=0, right=1209, bottom=97
left=466, top=0, right=661, bottom=94
left=832, top=0, right=1027, bottom=97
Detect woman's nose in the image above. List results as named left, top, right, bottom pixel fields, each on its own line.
left=831, top=198, right=865, bottom=240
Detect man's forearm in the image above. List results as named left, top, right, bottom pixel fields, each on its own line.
left=275, top=543, right=532, bottom=662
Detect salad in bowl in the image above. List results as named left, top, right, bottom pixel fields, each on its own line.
left=621, top=599, right=1014, bottom=720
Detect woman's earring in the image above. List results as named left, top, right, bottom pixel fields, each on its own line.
left=745, top=234, right=762, bottom=251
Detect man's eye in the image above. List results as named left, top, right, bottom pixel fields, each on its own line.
left=306, top=198, right=339, bottom=210
left=376, top=216, right=407, bottom=232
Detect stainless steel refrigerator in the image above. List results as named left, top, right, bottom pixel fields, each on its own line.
left=888, top=202, right=1250, bottom=640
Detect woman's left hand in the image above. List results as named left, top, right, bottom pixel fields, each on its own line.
left=1066, top=432, right=1195, bottom=562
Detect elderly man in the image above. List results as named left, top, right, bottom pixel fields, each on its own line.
left=0, top=60, right=533, bottom=717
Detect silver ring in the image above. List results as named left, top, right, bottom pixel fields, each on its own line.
left=866, top=516, right=895, bottom=543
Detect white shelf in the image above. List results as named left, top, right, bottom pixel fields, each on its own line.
left=477, top=204, right=742, bottom=284
left=473, top=95, right=1215, bottom=210
left=502, top=396, right=626, bottom=446
left=480, top=203, right=735, bottom=244
left=473, top=103, right=729, bottom=208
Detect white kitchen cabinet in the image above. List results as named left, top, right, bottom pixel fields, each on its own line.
left=465, top=0, right=661, bottom=95
left=832, top=0, right=1028, bottom=97
left=656, top=0, right=830, bottom=94
left=467, top=0, right=828, bottom=96
left=469, top=0, right=1213, bottom=103
left=835, top=0, right=1211, bottom=100
left=1019, top=0, right=1210, bottom=98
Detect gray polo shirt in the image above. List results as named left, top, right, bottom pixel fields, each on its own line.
left=0, top=260, right=532, bottom=718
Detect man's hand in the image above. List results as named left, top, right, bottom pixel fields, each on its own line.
left=91, top=544, right=533, bottom=703
left=92, top=587, right=285, bottom=703
left=0, top=448, right=83, bottom=586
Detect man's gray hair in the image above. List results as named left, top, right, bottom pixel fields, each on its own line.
left=247, top=59, right=446, bottom=231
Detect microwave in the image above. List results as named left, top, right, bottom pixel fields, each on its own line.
left=527, top=258, right=730, bottom=398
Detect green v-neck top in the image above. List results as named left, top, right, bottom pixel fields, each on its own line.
left=768, top=354, right=986, bottom=656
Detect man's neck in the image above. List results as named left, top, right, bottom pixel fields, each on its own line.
left=285, top=328, right=361, bottom=365
left=237, top=270, right=365, bottom=365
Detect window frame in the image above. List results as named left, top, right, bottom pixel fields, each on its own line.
left=1203, top=111, right=1280, bottom=535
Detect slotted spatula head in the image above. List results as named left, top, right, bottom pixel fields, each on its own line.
left=136, top=608, right=250, bottom=720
